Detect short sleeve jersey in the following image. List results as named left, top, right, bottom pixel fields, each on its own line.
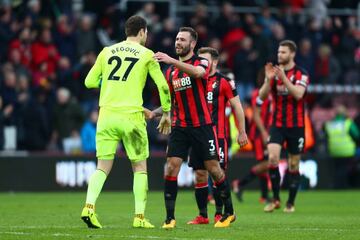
left=270, top=65, right=309, bottom=128
left=206, top=72, right=238, bottom=138
left=165, top=55, right=212, bottom=127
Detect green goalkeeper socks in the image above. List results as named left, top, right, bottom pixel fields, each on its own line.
left=133, top=171, right=148, bottom=215
left=85, top=169, right=107, bottom=206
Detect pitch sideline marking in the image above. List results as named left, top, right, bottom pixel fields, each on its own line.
left=0, top=230, right=229, bottom=240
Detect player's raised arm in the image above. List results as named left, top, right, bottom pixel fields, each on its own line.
left=153, top=52, right=206, bottom=78
left=259, top=62, right=274, bottom=100
left=84, top=49, right=104, bottom=88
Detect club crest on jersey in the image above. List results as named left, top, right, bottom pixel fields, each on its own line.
left=172, top=76, right=192, bottom=91
left=212, top=82, right=217, bottom=89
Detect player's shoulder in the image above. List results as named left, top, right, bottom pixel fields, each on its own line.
left=165, top=64, right=175, bottom=74
left=139, top=45, right=154, bottom=55
left=216, top=72, right=230, bottom=81
left=193, top=54, right=209, bottom=67
left=294, top=64, right=309, bottom=76
left=216, top=72, right=233, bottom=85
left=217, top=71, right=236, bottom=90
left=165, top=65, right=175, bottom=79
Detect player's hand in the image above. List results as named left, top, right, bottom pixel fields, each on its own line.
left=237, top=130, right=248, bottom=148
left=157, top=112, right=171, bottom=135
left=261, top=131, right=269, bottom=146
left=144, top=107, right=155, bottom=120
left=264, top=62, right=275, bottom=81
left=154, top=52, right=174, bottom=64
left=274, top=65, right=286, bottom=81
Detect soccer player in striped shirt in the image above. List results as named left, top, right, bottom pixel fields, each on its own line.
left=153, top=27, right=237, bottom=228
left=259, top=40, right=310, bottom=213
left=186, top=47, right=248, bottom=226
left=232, top=69, right=272, bottom=204
left=81, top=15, right=171, bottom=229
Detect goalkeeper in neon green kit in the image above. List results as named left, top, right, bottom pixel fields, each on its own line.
left=81, top=15, right=171, bottom=229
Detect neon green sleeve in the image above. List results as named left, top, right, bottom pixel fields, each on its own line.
left=148, top=57, right=171, bottom=112
left=84, top=49, right=104, bottom=89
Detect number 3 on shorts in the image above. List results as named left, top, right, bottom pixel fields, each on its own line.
left=209, top=140, right=215, bottom=152
left=298, top=137, right=304, bottom=151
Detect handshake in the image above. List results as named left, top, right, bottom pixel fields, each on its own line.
left=144, top=108, right=171, bottom=135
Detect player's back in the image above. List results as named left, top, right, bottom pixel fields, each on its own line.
left=92, top=40, right=154, bottom=113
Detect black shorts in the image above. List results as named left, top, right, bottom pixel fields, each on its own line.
left=268, top=127, right=305, bottom=154
left=167, top=125, right=219, bottom=164
left=189, top=138, right=228, bottom=170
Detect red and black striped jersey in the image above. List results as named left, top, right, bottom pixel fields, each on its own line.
left=206, top=72, right=238, bottom=139
left=249, top=89, right=272, bottom=140
left=270, top=65, right=309, bottom=128
left=165, top=55, right=212, bottom=127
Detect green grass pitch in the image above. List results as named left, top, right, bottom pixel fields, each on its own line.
left=0, top=191, right=359, bottom=240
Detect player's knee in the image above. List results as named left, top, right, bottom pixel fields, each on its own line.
left=97, top=160, right=113, bottom=175
left=288, top=160, right=299, bottom=171
left=268, top=153, right=279, bottom=166
left=165, top=159, right=181, bottom=176
left=195, top=170, right=208, bottom=184
left=209, top=168, right=224, bottom=182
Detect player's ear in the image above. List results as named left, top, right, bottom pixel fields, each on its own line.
left=138, top=28, right=145, bottom=37
left=190, top=40, right=196, bottom=49
left=213, top=59, right=219, bottom=67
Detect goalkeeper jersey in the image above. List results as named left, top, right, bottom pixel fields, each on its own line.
left=85, top=40, right=171, bottom=113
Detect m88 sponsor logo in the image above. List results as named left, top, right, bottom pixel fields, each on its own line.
left=172, top=76, right=192, bottom=91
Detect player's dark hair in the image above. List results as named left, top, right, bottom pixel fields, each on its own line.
left=125, top=15, right=147, bottom=37
left=279, top=40, right=297, bottom=52
left=197, top=47, right=219, bottom=60
left=179, top=27, right=198, bottom=42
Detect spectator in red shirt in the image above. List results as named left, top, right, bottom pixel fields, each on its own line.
left=8, top=27, right=32, bottom=68
left=31, top=28, right=61, bottom=75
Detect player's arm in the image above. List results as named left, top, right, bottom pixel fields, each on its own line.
left=259, top=63, right=275, bottom=100
left=253, top=97, right=268, bottom=145
left=84, top=49, right=104, bottom=88
left=153, top=52, right=206, bottom=78
left=259, top=79, right=270, bottom=100
left=274, top=65, right=307, bottom=100
left=148, top=57, right=171, bottom=113
left=147, top=58, right=172, bottom=135
left=152, top=107, right=164, bottom=118
left=143, top=106, right=163, bottom=119
left=222, top=77, right=248, bottom=147
left=229, top=96, right=248, bottom=148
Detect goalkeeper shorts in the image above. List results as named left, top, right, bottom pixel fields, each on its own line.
left=96, top=109, right=149, bottom=162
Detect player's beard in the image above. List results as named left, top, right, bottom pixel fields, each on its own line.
left=278, top=55, right=290, bottom=65
left=176, top=43, right=191, bottom=57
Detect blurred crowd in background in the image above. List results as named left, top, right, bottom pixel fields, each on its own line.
left=0, top=0, right=359, bottom=160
